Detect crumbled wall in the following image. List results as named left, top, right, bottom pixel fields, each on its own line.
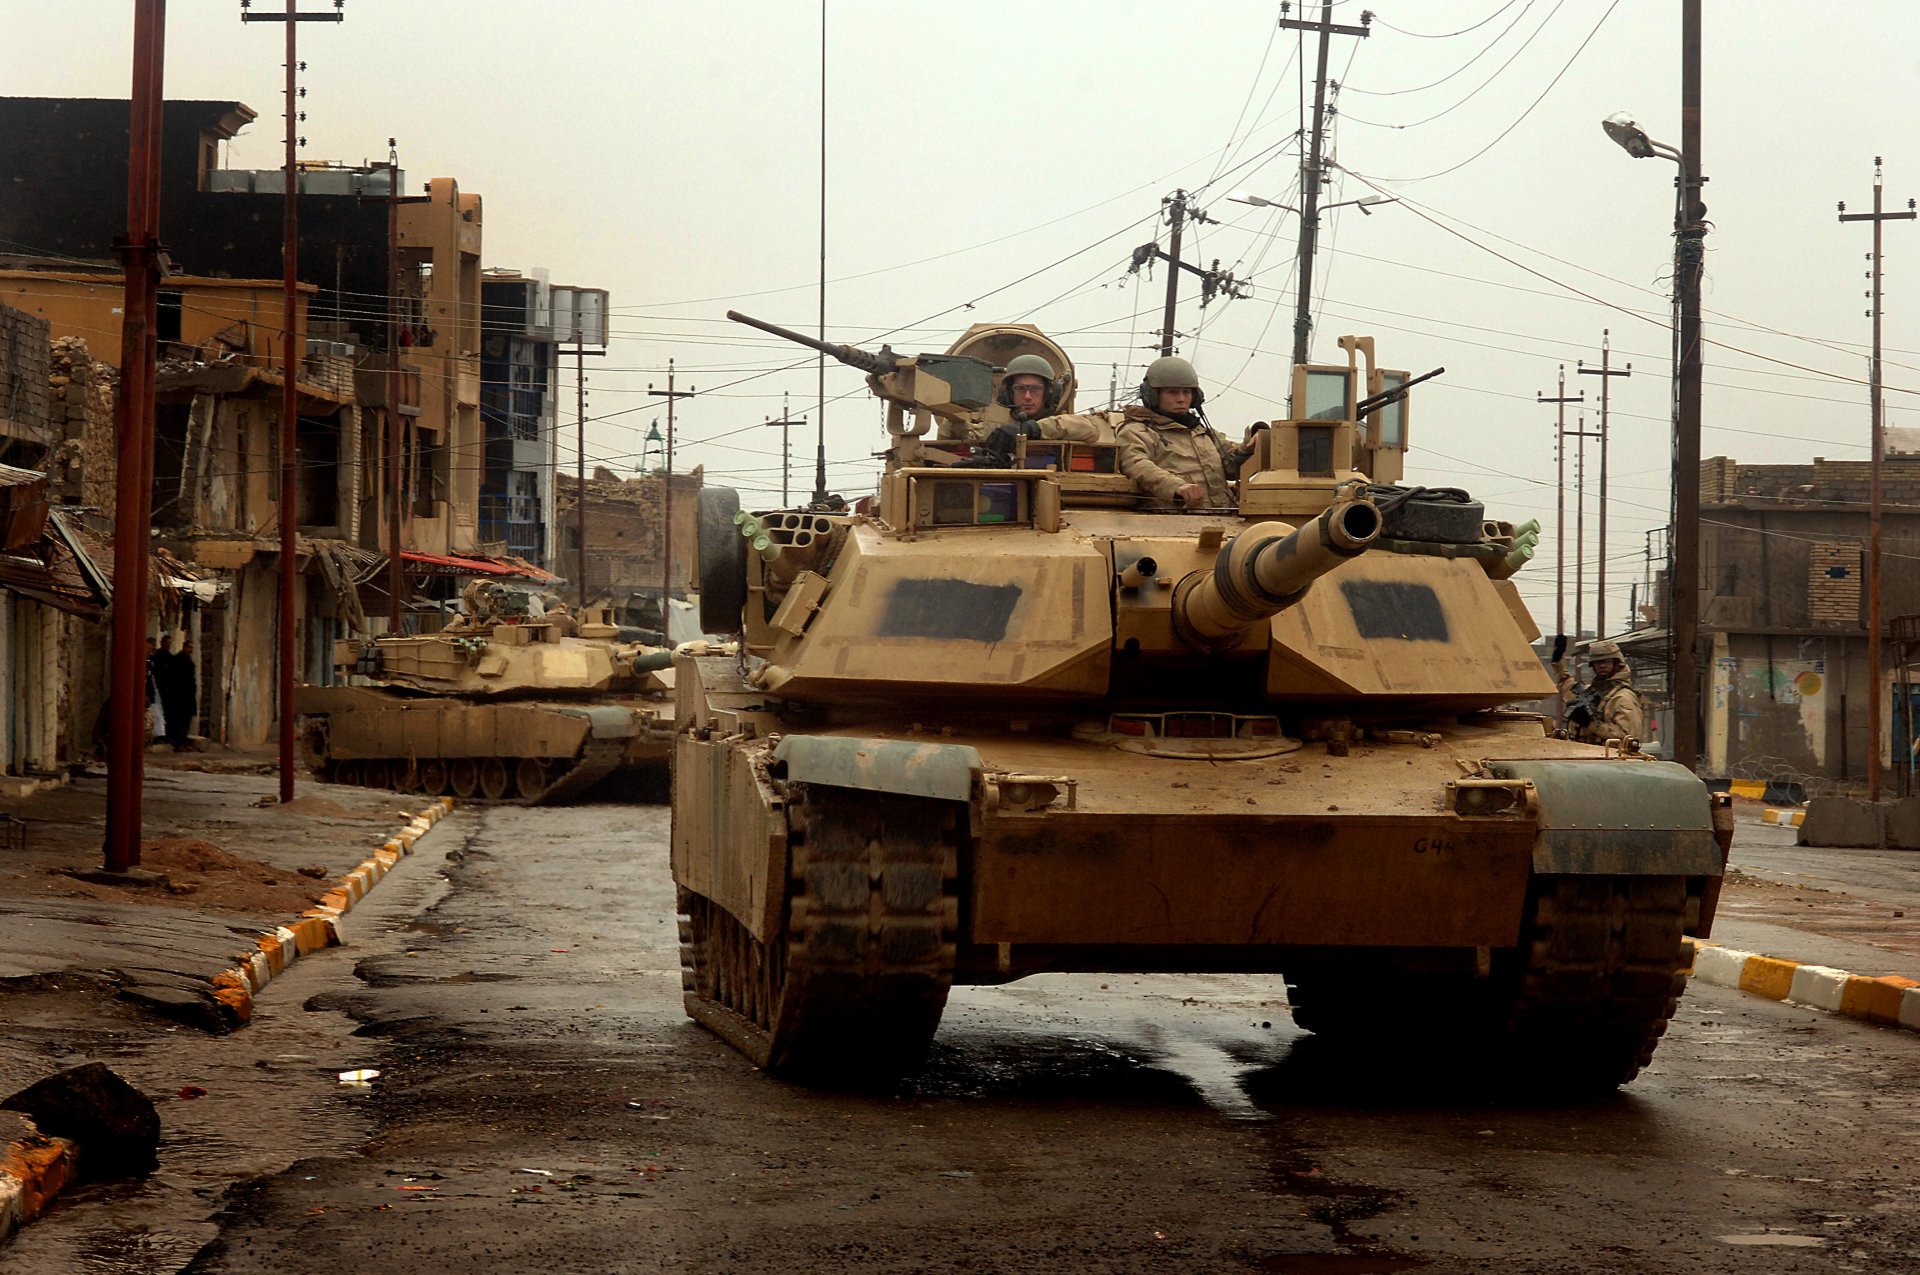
left=48, top=335, right=116, bottom=509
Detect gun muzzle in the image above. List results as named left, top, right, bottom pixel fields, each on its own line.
left=1171, top=497, right=1383, bottom=652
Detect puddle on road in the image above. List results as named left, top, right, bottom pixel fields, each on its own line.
left=1718, top=1233, right=1827, bottom=1247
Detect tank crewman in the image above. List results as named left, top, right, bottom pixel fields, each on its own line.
left=1559, top=638, right=1646, bottom=744
left=1114, top=355, right=1248, bottom=510
left=976, top=354, right=1101, bottom=459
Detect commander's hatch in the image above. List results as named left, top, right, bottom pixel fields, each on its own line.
left=1238, top=335, right=1416, bottom=519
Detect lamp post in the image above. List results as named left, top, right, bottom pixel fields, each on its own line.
left=1229, top=192, right=1397, bottom=374
left=1603, top=97, right=1707, bottom=770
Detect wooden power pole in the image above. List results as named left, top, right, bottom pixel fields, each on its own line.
left=1579, top=331, right=1632, bottom=638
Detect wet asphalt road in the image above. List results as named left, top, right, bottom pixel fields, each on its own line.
left=6, top=801, right=1920, bottom=1275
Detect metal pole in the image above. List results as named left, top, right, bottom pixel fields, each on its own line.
left=1538, top=369, right=1583, bottom=640
left=386, top=146, right=403, bottom=632
left=1837, top=164, right=1913, bottom=798
left=105, top=0, right=166, bottom=872
left=814, top=0, right=828, bottom=507
left=1580, top=331, right=1631, bottom=639
left=576, top=341, right=587, bottom=610
left=1158, top=192, right=1186, bottom=358
left=663, top=360, right=675, bottom=620
left=1292, top=1, right=1335, bottom=365
left=276, top=0, right=299, bottom=804
left=1575, top=415, right=1587, bottom=641
left=646, top=364, right=694, bottom=628
left=1671, top=0, right=1705, bottom=771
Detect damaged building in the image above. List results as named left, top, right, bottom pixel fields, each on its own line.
left=555, top=466, right=701, bottom=634
left=1683, top=453, right=1920, bottom=794
left=0, top=95, right=559, bottom=751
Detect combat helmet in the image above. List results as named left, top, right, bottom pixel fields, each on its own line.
left=1140, top=355, right=1206, bottom=410
left=1586, top=638, right=1628, bottom=668
left=996, top=353, right=1063, bottom=415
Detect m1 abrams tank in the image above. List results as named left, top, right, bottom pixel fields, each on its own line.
left=672, top=316, right=1732, bottom=1094
left=297, top=580, right=678, bottom=804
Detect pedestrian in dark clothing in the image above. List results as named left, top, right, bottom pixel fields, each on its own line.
left=156, top=638, right=199, bottom=751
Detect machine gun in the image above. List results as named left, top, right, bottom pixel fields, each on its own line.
left=727, top=310, right=996, bottom=441
left=1355, top=366, right=1445, bottom=419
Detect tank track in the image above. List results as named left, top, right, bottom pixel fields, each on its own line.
left=1500, top=874, right=1690, bottom=1091
left=1285, top=874, right=1692, bottom=1094
left=679, top=790, right=960, bottom=1080
left=317, top=736, right=634, bottom=806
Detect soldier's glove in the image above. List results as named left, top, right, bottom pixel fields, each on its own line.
left=982, top=421, right=1039, bottom=461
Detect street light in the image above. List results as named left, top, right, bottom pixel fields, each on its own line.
left=1602, top=108, right=1707, bottom=771
left=1230, top=191, right=1397, bottom=216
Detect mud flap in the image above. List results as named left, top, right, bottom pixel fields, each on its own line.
left=773, top=736, right=981, bottom=803
left=1489, top=759, right=1722, bottom=876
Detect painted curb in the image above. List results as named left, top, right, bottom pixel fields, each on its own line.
left=1729, top=779, right=1767, bottom=800
left=1761, top=807, right=1805, bottom=828
left=0, top=1122, right=79, bottom=1246
left=1684, top=936, right=1920, bottom=1031
left=211, top=797, right=455, bottom=1024
left=0, top=797, right=455, bottom=1251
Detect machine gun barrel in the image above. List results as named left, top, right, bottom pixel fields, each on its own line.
left=1355, top=365, right=1445, bottom=419
left=726, top=310, right=898, bottom=376
left=1171, top=495, right=1384, bottom=652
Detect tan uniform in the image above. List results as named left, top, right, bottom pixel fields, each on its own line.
left=1569, top=670, right=1645, bottom=744
left=1114, top=406, right=1243, bottom=508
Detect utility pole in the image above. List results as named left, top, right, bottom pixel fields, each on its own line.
left=646, top=360, right=695, bottom=631
left=1127, top=190, right=1244, bottom=357
left=1574, top=412, right=1605, bottom=641
left=1537, top=370, right=1585, bottom=641
left=241, top=0, right=343, bottom=805
left=575, top=340, right=587, bottom=610
left=104, top=0, right=166, bottom=872
left=814, top=0, right=828, bottom=507
left=1579, top=330, right=1632, bottom=637
left=383, top=139, right=403, bottom=632
left=1838, top=157, right=1915, bottom=803
left=1278, top=1, right=1372, bottom=364
left=764, top=392, right=805, bottom=507
left=1672, top=0, right=1706, bottom=771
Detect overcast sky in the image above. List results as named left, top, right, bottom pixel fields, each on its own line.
left=6, top=1, right=1919, bottom=635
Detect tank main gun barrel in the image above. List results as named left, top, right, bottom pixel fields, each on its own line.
left=1171, top=495, right=1384, bottom=652
left=726, top=310, right=899, bottom=377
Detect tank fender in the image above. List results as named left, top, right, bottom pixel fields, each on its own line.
left=773, top=736, right=981, bottom=803
left=1488, top=759, right=1722, bottom=876
left=578, top=705, right=645, bottom=740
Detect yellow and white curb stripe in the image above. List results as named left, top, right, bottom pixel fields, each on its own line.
left=1, top=798, right=454, bottom=1251
left=1728, top=780, right=1767, bottom=800
left=1761, top=808, right=1805, bottom=828
left=0, top=1121, right=78, bottom=1246
left=1685, top=937, right=1920, bottom=1031
left=209, top=798, right=454, bottom=1027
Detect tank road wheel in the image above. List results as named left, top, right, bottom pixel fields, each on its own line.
left=362, top=759, right=391, bottom=790
left=679, top=791, right=960, bottom=1082
left=419, top=759, right=450, bottom=796
left=333, top=760, right=362, bottom=788
left=513, top=758, right=549, bottom=801
left=448, top=758, right=480, bottom=799
left=393, top=760, right=423, bottom=795
left=478, top=757, right=512, bottom=801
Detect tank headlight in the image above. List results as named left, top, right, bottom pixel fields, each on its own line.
left=1451, top=780, right=1529, bottom=817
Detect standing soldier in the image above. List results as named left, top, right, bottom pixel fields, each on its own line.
left=1561, top=639, right=1646, bottom=745
left=1116, top=356, right=1248, bottom=510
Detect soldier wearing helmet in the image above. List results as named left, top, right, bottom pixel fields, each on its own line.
left=1115, top=355, right=1249, bottom=509
left=976, top=352, right=1102, bottom=460
left=1559, top=638, right=1646, bottom=745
